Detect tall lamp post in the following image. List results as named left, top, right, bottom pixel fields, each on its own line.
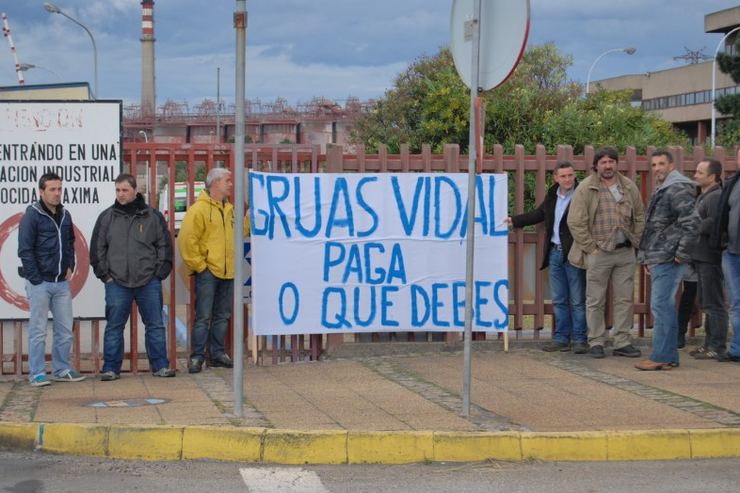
left=586, top=47, right=636, bottom=95
left=18, top=63, right=63, bottom=82
left=139, top=130, right=148, bottom=143
left=44, top=2, right=98, bottom=99
left=711, top=26, right=740, bottom=147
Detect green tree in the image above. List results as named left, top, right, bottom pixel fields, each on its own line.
left=351, top=43, right=684, bottom=155
left=714, top=37, right=740, bottom=148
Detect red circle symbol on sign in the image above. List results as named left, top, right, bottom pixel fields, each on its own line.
left=0, top=212, right=90, bottom=312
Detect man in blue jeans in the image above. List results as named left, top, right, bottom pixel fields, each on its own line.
left=506, top=161, right=587, bottom=353
left=712, top=147, right=740, bottom=363
left=178, top=168, right=243, bottom=373
left=636, top=150, right=700, bottom=371
left=18, top=172, right=86, bottom=387
left=90, top=173, right=175, bottom=380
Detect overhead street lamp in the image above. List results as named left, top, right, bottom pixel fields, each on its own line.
left=18, top=63, right=63, bottom=82
left=44, top=2, right=98, bottom=99
left=585, top=47, right=637, bottom=95
left=139, top=130, right=148, bottom=143
left=711, top=26, right=740, bottom=147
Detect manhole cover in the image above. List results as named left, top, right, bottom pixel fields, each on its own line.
left=83, top=398, right=171, bottom=408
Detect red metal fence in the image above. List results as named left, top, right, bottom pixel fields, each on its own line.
left=2, top=143, right=735, bottom=376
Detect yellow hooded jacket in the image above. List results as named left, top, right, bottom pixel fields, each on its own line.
left=177, top=189, right=249, bottom=280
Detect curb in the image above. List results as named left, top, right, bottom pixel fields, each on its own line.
left=2, top=422, right=740, bottom=464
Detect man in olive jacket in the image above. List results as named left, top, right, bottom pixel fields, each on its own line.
left=567, top=146, right=645, bottom=359
left=90, top=173, right=175, bottom=381
left=506, top=161, right=586, bottom=353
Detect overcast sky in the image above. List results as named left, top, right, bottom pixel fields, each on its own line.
left=0, top=0, right=737, bottom=111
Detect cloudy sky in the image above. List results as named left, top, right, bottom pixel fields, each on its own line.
left=0, top=0, right=737, bottom=110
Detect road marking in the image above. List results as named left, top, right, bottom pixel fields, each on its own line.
left=240, top=467, right=328, bottom=493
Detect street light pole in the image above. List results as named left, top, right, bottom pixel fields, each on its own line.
left=18, top=63, right=63, bottom=82
left=44, top=2, right=98, bottom=99
left=711, top=26, right=740, bottom=147
left=585, top=47, right=636, bottom=95
left=139, top=130, right=148, bottom=143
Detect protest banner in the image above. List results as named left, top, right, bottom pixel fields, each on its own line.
left=250, top=172, right=508, bottom=335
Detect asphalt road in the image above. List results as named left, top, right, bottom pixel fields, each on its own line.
left=1, top=450, right=739, bottom=492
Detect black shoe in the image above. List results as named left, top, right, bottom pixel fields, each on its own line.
left=574, top=343, right=588, bottom=354
left=589, top=345, right=605, bottom=359
left=542, top=341, right=571, bottom=352
left=613, top=344, right=641, bottom=358
left=210, top=354, right=234, bottom=368
left=188, top=358, right=203, bottom=373
left=716, top=353, right=740, bottom=363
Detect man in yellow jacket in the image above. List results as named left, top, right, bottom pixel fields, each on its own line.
left=178, top=167, right=247, bottom=373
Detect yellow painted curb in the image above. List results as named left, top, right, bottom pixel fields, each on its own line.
left=263, top=429, right=347, bottom=465
left=42, top=424, right=108, bottom=458
left=348, top=431, right=434, bottom=464
left=433, top=431, right=522, bottom=462
left=0, top=422, right=39, bottom=451
left=107, top=426, right=184, bottom=461
left=690, top=428, right=740, bottom=458
left=521, top=431, right=608, bottom=461
left=607, top=430, right=691, bottom=460
left=183, top=426, right=264, bottom=462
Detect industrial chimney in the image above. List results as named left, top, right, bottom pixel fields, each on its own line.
left=140, top=0, right=156, bottom=117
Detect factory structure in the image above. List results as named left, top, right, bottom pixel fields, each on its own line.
left=124, top=0, right=366, bottom=151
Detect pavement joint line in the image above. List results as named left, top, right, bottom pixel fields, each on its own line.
left=530, top=351, right=740, bottom=427
left=179, top=358, right=271, bottom=428
left=0, top=381, right=39, bottom=423
left=360, top=358, right=526, bottom=432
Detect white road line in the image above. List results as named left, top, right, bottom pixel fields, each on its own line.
left=240, top=467, right=329, bottom=493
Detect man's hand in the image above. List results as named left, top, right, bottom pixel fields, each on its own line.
left=65, top=268, right=72, bottom=280
left=590, top=248, right=598, bottom=255
left=504, top=217, right=513, bottom=228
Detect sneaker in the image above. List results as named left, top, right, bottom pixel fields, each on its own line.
left=694, top=350, right=719, bottom=360
left=541, top=341, right=571, bottom=352
left=30, top=375, right=51, bottom=387
left=689, top=347, right=707, bottom=357
left=153, top=367, right=176, bottom=377
left=210, top=354, right=234, bottom=368
left=716, top=353, right=740, bottom=363
left=589, top=345, right=605, bottom=359
left=52, top=370, right=86, bottom=382
left=574, top=343, right=589, bottom=354
left=188, top=358, right=203, bottom=373
left=100, top=371, right=120, bottom=382
left=613, top=344, right=641, bottom=358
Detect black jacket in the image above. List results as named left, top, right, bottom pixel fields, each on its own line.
left=510, top=181, right=578, bottom=270
left=90, top=193, right=172, bottom=288
left=17, top=201, right=76, bottom=285
left=694, top=183, right=722, bottom=264
left=711, top=171, right=740, bottom=251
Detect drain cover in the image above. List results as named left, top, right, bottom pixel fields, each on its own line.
left=84, top=398, right=171, bottom=408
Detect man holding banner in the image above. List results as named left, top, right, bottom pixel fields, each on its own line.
left=178, top=168, right=243, bottom=373
left=506, top=161, right=586, bottom=353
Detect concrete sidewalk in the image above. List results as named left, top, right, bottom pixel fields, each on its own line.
left=2, top=344, right=740, bottom=464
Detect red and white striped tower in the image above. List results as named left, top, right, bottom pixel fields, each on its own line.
left=2, top=13, right=24, bottom=84
left=141, top=1, right=156, bottom=117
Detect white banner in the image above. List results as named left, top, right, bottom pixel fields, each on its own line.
left=0, top=101, right=122, bottom=319
left=250, top=172, right=509, bottom=335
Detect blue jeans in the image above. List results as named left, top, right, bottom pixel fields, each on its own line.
left=191, top=269, right=234, bottom=362
left=648, top=261, right=686, bottom=364
left=723, top=252, right=740, bottom=357
left=103, top=278, right=169, bottom=373
left=549, top=247, right=587, bottom=344
left=25, top=280, right=74, bottom=381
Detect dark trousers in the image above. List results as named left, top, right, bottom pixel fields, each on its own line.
left=677, top=280, right=697, bottom=347
left=695, top=260, right=729, bottom=353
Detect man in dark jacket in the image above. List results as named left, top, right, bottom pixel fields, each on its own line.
left=689, top=158, right=728, bottom=360
left=506, top=161, right=587, bottom=353
left=90, top=173, right=175, bottom=380
left=18, top=172, right=86, bottom=387
left=636, top=151, right=700, bottom=371
left=711, top=147, right=740, bottom=363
